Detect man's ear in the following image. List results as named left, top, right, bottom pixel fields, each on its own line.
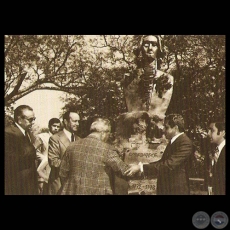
left=221, top=130, right=226, bottom=137
left=17, top=116, right=22, bottom=125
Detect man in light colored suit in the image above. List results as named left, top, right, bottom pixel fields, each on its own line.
left=48, top=110, right=80, bottom=195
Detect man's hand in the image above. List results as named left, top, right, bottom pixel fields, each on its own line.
left=125, top=164, right=141, bottom=177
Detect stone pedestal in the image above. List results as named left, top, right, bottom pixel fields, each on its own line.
left=115, top=111, right=168, bottom=194
left=121, top=138, right=167, bottom=195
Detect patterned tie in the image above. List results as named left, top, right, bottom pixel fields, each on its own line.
left=213, top=147, right=219, bottom=163
left=71, top=133, right=75, bottom=142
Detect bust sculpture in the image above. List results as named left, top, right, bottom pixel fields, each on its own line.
left=124, top=35, right=173, bottom=119
left=113, top=35, right=174, bottom=195
left=118, top=35, right=174, bottom=142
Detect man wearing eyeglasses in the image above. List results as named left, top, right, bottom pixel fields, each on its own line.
left=5, top=105, right=38, bottom=195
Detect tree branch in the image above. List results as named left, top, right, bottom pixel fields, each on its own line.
left=5, top=72, right=27, bottom=103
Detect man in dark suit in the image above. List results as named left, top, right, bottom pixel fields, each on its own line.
left=208, top=121, right=225, bottom=195
left=125, top=114, right=194, bottom=195
left=48, top=110, right=80, bottom=195
left=59, top=118, right=138, bottom=195
left=5, top=105, right=38, bottom=195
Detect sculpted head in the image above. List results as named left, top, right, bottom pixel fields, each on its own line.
left=133, top=35, right=163, bottom=68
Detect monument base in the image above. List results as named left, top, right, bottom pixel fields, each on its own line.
left=122, top=139, right=167, bottom=195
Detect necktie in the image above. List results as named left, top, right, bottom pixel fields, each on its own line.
left=213, top=147, right=219, bottom=163
left=71, top=133, right=75, bottom=142
left=25, top=131, right=31, bottom=143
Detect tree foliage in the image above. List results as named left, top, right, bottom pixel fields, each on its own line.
left=164, top=35, right=225, bottom=137
left=5, top=35, right=225, bottom=139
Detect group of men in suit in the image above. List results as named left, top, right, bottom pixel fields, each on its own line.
left=59, top=118, right=132, bottom=195
left=5, top=105, right=81, bottom=195
left=5, top=105, right=225, bottom=195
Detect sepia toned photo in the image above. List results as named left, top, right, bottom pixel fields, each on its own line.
left=4, top=35, right=225, bottom=195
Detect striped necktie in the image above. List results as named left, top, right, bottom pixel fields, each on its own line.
left=25, top=131, right=31, bottom=143
left=71, top=133, right=75, bottom=142
left=213, top=147, right=219, bottom=163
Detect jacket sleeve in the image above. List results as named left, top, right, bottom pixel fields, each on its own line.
left=105, top=149, right=130, bottom=176
left=157, top=139, right=193, bottom=170
left=59, top=149, right=70, bottom=185
left=144, top=137, right=193, bottom=178
left=143, top=163, right=158, bottom=179
left=153, top=137, right=193, bottom=170
left=218, top=148, right=226, bottom=195
left=5, top=132, right=20, bottom=194
left=48, top=135, right=61, bottom=168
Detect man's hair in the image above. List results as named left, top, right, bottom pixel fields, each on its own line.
left=213, top=122, right=225, bottom=136
left=90, top=118, right=111, bottom=133
left=14, top=105, right=33, bottom=122
left=48, top=118, right=61, bottom=129
left=62, top=110, right=79, bottom=122
left=165, top=114, right=185, bottom=132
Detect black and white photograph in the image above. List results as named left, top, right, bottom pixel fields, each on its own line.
left=4, top=35, right=226, bottom=196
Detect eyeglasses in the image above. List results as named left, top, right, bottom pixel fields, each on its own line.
left=23, top=117, right=36, bottom=123
left=101, top=130, right=110, bottom=133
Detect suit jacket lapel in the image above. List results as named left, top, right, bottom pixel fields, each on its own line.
left=170, top=133, right=185, bottom=149
left=58, top=131, right=70, bottom=148
left=216, top=145, right=225, bottom=166
left=11, top=123, right=25, bottom=138
left=11, top=123, right=35, bottom=149
left=164, top=134, right=186, bottom=158
left=161, top=142, right=171, bottom=160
